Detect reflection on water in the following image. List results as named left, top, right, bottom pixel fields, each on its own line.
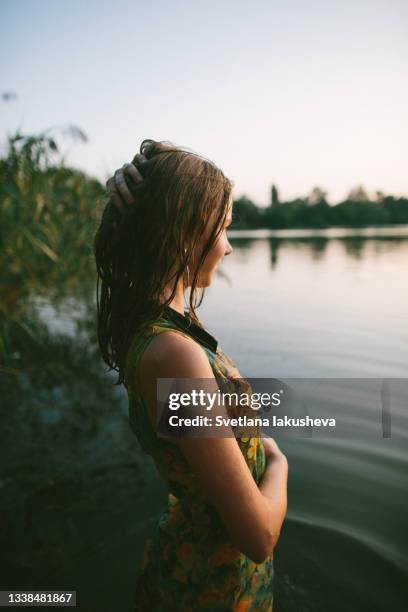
left=203, top=232, right=408, bottom=379
left=1, top=227, right=407, bottom=611
left=202, top=229, right=408, bottom=610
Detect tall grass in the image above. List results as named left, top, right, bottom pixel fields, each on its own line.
left=0, top=127, right=106, bottom=365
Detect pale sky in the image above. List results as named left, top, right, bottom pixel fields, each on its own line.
left=1, top=0, right=407, bottom=205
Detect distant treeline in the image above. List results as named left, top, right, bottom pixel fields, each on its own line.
left=232, top=185, right=408, bottom=229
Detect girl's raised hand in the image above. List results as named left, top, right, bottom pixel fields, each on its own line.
left=106, top=153, right=147, bottom=213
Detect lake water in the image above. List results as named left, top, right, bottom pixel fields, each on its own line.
left=203, top=226, right=408, bottom=378
left=198, top=226, right=408, bottom=610
left=4, top=226, right=407, bottom=611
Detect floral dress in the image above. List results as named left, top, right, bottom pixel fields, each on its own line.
left=124, top=305, right=274, bottom=612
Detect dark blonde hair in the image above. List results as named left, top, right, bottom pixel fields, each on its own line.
left=94, top=139, right=234, bottom=384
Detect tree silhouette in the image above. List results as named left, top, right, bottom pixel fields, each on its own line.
left=307, top=187, right=328, bottom=206
left=347, top=186, right=370, bottom=202
left=271, top=184, right=279, bottom=207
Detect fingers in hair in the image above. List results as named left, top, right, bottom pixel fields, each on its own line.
left=114, top=167, right=136, bottom=204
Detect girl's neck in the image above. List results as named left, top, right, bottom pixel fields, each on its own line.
left=162, top=282, right=187, bottom=316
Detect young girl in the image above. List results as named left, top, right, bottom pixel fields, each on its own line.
left=94, top=140, right=288, bottom=611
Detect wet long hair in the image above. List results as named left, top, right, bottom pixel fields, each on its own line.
left=94, top=139, right=234, bottom=385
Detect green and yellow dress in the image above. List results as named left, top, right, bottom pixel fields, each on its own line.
left=124, top=305, right=273, bottom=612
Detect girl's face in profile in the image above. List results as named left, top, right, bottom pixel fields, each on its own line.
left=193, top=197, right=234, bottom=288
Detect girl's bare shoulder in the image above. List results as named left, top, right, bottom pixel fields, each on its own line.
left=140, top=329, right=211, bottom=378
